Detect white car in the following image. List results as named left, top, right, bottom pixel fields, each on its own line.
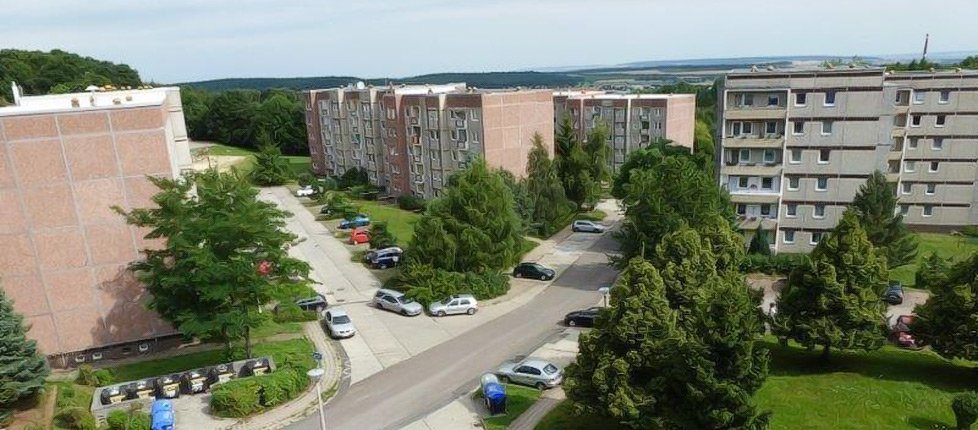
left=496, top=358, right=563, bottom=389
left=322, top=307, right=356, bottom=338
left=428, top=294, right=478, bottom=316
left=572, top=220, right=606, bottom=233
left=295, top=185, right=316, bottom=197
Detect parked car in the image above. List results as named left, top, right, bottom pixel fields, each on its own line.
left=338, top=215, right=371, bottom=229
left=883, top=281, right=904, bottom=305
left=280, top=294, right=328, bottom=312
left=496, top=358, right=563, bottom=389
left=323, top=307, right=356, bottom=338
left=890, top=314, right=919, bottom=349
left=428, top=294, right=479, bottom=316
left=365, top=246, right=403, bottom=269
left=372, top=289, right=424, bottom=316
left=349, top=228, right=370, bottom=245
left=295, top=185, right=316, bottom=197
left=564, top=307, right=601, bottom=327
left=572, top=220, right=606, bottom=233
left=513, top=262, right=555, bottom=281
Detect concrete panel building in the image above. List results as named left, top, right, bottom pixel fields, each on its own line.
left=304, top=83, right=554, bottom=198
left=0, top=84, right=192, bottom=366
left=553, top=91, right=696, bottom=172
left=717, top=66, right=978, bottom=253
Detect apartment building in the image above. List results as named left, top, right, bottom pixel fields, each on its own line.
left=0, top=83, right=192, bottom=366
left=304, top=83, right=554, bottom=198
left=553, top=91, right=696, bottom=172
left=717, top=66, right=978, bottom=253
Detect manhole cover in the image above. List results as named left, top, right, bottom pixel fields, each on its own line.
left=336, top=299, right=346, bottom=303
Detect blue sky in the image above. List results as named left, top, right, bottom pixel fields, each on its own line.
left=3, top=0, right=976, bottom=83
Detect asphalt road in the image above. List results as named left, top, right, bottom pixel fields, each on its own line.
left=286, top=233, right=619, bottom=430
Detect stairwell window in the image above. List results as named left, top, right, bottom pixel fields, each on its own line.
left=821, top=121, right=833, bottom=135
left=936, top=115, right=947, bottom=127
left=913, top=91, right=926, bottom=104
left=911, top=115, right=922, bottom=127
left=923, top=205, right=934, bottom=217
left=811, top=232, right=824, bottom=245
left=926, top=183, right=937, bottom=195
left=939, top=91, right=951, bottom=104
left=783, top=230, right=796, bottom=244
left=933, top=137, right=944, bottom=150
left=818, top=149, right=831, bottom=164
left=824, top=91, right=836, bottom=106
left=902, top=182, right=912, bottom=195
left=793, top=121, right=805, bottom=135
left=900, top=204, right=909, bottom=216
left=786, top=204, right=798, bottom=217
left=795, top=93, right=807, bottom=106
left=908, top=138, right=919, bottom=149
left=814, top=204, right=826, bottom=218
left=816, top=177, right=828, bottom=191
left=929, top=161, right=940, bottom=172
left=905, top=161, right=916, bottom=173
left=788, top=176, right=800, bottom=191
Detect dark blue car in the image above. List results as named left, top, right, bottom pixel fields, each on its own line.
left=338, top=215, right=370, bottom=230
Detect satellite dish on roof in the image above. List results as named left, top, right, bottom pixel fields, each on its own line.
left=355, top=81, right=366, bottom=90
left=85, top=85, right=100, bottom=92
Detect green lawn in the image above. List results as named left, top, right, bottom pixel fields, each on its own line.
left=353, top=200, right=421, bottom=247
left=534, top=400, right=622, bottom=430
left=483, top=384, right=542, bottom=430
left=889, top=232, right=978, bottom=288
left=195, top=143, right=311, bottom=179
left=535, top=339, right=977, bottom=430
left=198, top=143, right=256, bottom=157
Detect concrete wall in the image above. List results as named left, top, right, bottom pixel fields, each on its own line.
left=482, top=90, right=554, bottom=178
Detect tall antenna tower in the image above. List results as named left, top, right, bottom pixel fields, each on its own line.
left=922, top=33, right=930, bottom=61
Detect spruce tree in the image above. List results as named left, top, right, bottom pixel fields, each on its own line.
left=525, top=133, right=574, bottom=235
left=250, top=132, right=293, bottom=186
left=775, top=210, right=889, bottom=359
left=553, top=115, right=595, bottom=209
left=748, top=226, right=772, bottom=256
left=913, top=253, right=978, bottom=361
left=0, top=286, right=50, bottom=414
left=851, top=171, right=918, bottom=267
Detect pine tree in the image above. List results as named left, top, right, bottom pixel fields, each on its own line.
left=553, top=115, right=595, bottom=209
left=250, top=132, right=293, bottom=186
left=913, top=253, right=978, bottom=361
left=115, top=169, right=312, bottom=357
left=775, top=210, right=889, bottom=359
left=0, top=286, right=50, bottom=414
left=915, top=252, right=951, bottom=291
left=525, top=133, right=574, bottom=235
left=851, top=171, right=918, bottom=267
left=748, top=226, right=772, bottom=256
left=368, top=221, right=397, bottom=249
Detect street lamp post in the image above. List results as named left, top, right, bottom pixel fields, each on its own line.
left=598, top=286, right=611, bottom=307
left=307, top=367, right=327, bottom=430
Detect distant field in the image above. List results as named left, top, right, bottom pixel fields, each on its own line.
left=889, top=232, right=978, bottom=288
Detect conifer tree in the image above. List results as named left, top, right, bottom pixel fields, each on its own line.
left=851, top=171, right=918, bottom=267
left=748, top=226, right=772, bottom=256
left=250, top=132, right=293, bottom=186
left=913, top=252, right=978, bottom=361
left=0, top=285, right=49, bottom=415
left=525, top=133, right=574, bottom=235
left=775, top=210, right=889, bottom=359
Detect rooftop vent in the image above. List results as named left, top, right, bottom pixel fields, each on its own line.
left=749, top=65, right=758, bottom=72
left=848, top=63, right=857, bottom=68
left=766, top=65, right=775, bottom=71
left=71, top=98, right=80, bottom=108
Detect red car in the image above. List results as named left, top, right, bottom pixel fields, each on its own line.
left=891, top=315, right=919, bottom=349
left=349, top=228, right=370, bottom=245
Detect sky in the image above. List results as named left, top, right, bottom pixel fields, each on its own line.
left=3, top=0, right=977, bottom=83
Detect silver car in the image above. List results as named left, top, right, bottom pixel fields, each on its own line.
left=572, top=220, right=606, bottom=233
left=373, top=289, right=424, bottom=316
left=322, top=307, right=356, bottom=339
left=428, top=294, right=478, bottom=317
left=496, top=358, right=563, bottom=389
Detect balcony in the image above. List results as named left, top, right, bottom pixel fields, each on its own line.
left=723, top=136, right=784, bottom=148
left=736, top=217, right=778, bottom=231
left=725, top=108, right=787, bottom=120
left=721, top=164, right=782, bottom=177
left=729, top=192, right=780, bottom=204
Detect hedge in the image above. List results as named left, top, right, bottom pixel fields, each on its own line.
left=396, top=195, right=427, bottom=212
left=272, top=304, right=318, bottom=323
left=393, top=263, right=509, bottom=306
left=740, top=253, right=809, bottom=275
left=209, top=368, right=309, bottom=418
left=105, top=408, right=151, bottom=430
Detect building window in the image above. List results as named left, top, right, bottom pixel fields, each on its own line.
left=905, top=161, right=916, bottom=173
left=763, top=149, right=776, bottom=163
left=739, top=149, right=750, bottom=162
left=913, top=91, right=925, bottom=104
left=795, top=93, right=807, bottom=106
left=737, top=177, right=749, bottom=189
left=783, top=230, right=796, bottom=244
left=900, top=204, right=909, bottom=216
left=761, top=204, right=772, bottom=216
left=936, top=115, right=947, bottom=127
left=923, top=205, right=934, bottom=217
left=911, top=115, right=922, bottom=127
left=766, top=121, right=778, bottom=135
left=737, top=204, right=747, bottom=215
left=926, top=183, right=937, bottom=195
left=789, top=149, right=802, bottom=164
left=929, top=161, right=939, bottom=172
left=787, top=176, right=800, bottom=191
left=811, top=232, right=824, bottom=245
left=736, top=93, right=752, bottom=107
left=816, top=177, right=828, bottom=191
left=933, top=137, right=944, bottom=150
left=762, top=177, right=773, bottom=189
left=731, top=121, right=753, bottom=136
left=818, top=149, right=830, bottom=164
left=821, top=121, right=833, bottom=135
left=814, top=204, right=826, bottom=218
left=939, top=90, right=951, bottom=104
left=902, top=182, right=912, bottom=195
left=767, top=95, right=780, bottom=106
left=908, top=138, right=919, bottom=149
left=824, top=91, right=836, bottom=106
left=786, top=204, right=798, bottom=217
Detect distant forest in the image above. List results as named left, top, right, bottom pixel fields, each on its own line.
left=0, top=49, right=142, bottom=104
left=176, top=71, right=586, bottom=91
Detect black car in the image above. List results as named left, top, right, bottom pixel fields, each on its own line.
left=275, top=294, right=328, bottom=313
left=883, top=281, right=904, bottom=305
left=564, top=307, right=602, bottom=327
left=513, top=262, right=555, bottom=281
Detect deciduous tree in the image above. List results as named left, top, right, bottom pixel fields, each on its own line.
left=115, top=169, right=312, bottom=357
left=554, top=115, right=596, bottom=209
left=851, top=171, right=918, bottom=267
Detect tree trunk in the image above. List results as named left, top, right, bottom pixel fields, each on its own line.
left=222, top=327, right=232, bottom=356
left=244, top=326, right=253, bottom=359
left=821, top=344, right=831, bottom=361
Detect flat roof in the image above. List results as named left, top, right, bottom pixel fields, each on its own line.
left=0, top=86, right=176, bottom=117
left=554, top=90, right=694, bottom=100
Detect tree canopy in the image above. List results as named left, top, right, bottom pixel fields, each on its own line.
left=0, top=285, right=50, bottom=417
left=250, top=137, right=294, bottom=186
left=850, top=171, right=918, bottom=267
left=180, top=87, right=309, bottom=155
left=913, top=252, right=978, bottom=361
left=115, top=169, right=312, bottom=357
left=554, top=115, right=600, bottom=209
left=774, top=210, right=889, bottom=359
left=0, top=49, right=141, bottom=104
left=524, top=133, right=575, bottom=235
left=611, top=140, right=699, bottom=199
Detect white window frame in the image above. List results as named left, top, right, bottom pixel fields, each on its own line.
left=813, top=204, right=826, bottom=219
left=795, top=93, right=807, bottom=107
left=767, top=95, right=780, bottom=107
left=761, top=177, right=774, bottom=190
left=792, top=121, right=804, bottom=135
left=786, top=204, right=798, bottom=218
left=821, top=121, right=833, bottom=135
left=902, top=182, right=912, bottom=195
left=913, top=91, right=925, bottom=105
left=766, top=121, right=778, bottom=135
left=739, top=149, right=750, bottom=162
left=936, top=115, right=947, bottom=127
left=818, top=149, right=830, bottom=164
left=810, top=232, right=823, bottom=245
left=911, top=115, right=922, bottom=127
left=824, top=91, right=837, bottom=106
left=738, top=176, right=749, bottom=188
left=929, top=161, right=939, bottom=173
left=899, top=204, right=909, bottom=216
left=932, top=137, right=944, bottom=150
left=908, top=138, right=919, bottom=149
left=789, top=149, right=802, bottom=164
left=925, top=183, right=937, bottom=195
left=815, top=177, right=828, bottom=191
left=904, top=161, right=916, bottom=173
left=783, top=230, right=796, bottom=244
left=787, top=176, right=800, bottom=191
left=763, top=149, right=776, bottom=163
left=939, top=90, right=951, bottom=104
left=735, top=93, right=752, bottom=107
left=922, top=205, right=934, bottom=217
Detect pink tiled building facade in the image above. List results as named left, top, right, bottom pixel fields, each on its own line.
left=0, top=85, right=192, bottom=366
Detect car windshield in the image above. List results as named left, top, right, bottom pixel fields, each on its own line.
left=332, top=315, right=351, bottom=324
left=543, top=364, right=558, bottom=374
left=398, top=296, right=415, bottom=304
left=440, top=297, right=453, bottom=305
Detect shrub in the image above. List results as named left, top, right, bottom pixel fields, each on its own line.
left=962, top=226, right=978, bottom=239
left=740, top=253, right=809, bottom=275
left=273, top=305, right=318, bottom=323
left=210, top=368, right=309, bottom=418
left=58, top=407, right=96, bottom=430
left=337, top=167, right=369, bottom=189
left=24, top=422, right=48, bottom=430
left=396, top=195, right=426, bottom=212
left=369, top=222, right=397, bottom=249
left=105, top=408, right=149, bottom=430
left=76, top=364, right=113, bottom=386
left=953, top=392, right=978, bottom=430
left=396, top=263, right=509, bottom=306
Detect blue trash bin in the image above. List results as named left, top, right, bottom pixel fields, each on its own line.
left=151, top=399, right=174, bottom=430
left=480, top=373, right=507, bottom=415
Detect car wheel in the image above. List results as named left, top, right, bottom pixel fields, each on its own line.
left=572, top=228, right=579, bottom=232
left=401, top=309, right=408, bottom=316
left=536, top=382, right=547, bottom=390
left=498, top=376, right=509, bottom=384
left=437, top=311, right=446, bottom=317
left=568, top=319, right=577, bottom=327
left=514, top=272, right=521, bottom=278
left=380, top=263, right=388, bottom=270
left=466, top=308, right=476, bottom=315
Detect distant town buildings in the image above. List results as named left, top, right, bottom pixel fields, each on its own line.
left=304, top=84, right=696, bottom=197
left=718, top=66, right=978, bottom=252
left=0, top=83, right=191, bottom=366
